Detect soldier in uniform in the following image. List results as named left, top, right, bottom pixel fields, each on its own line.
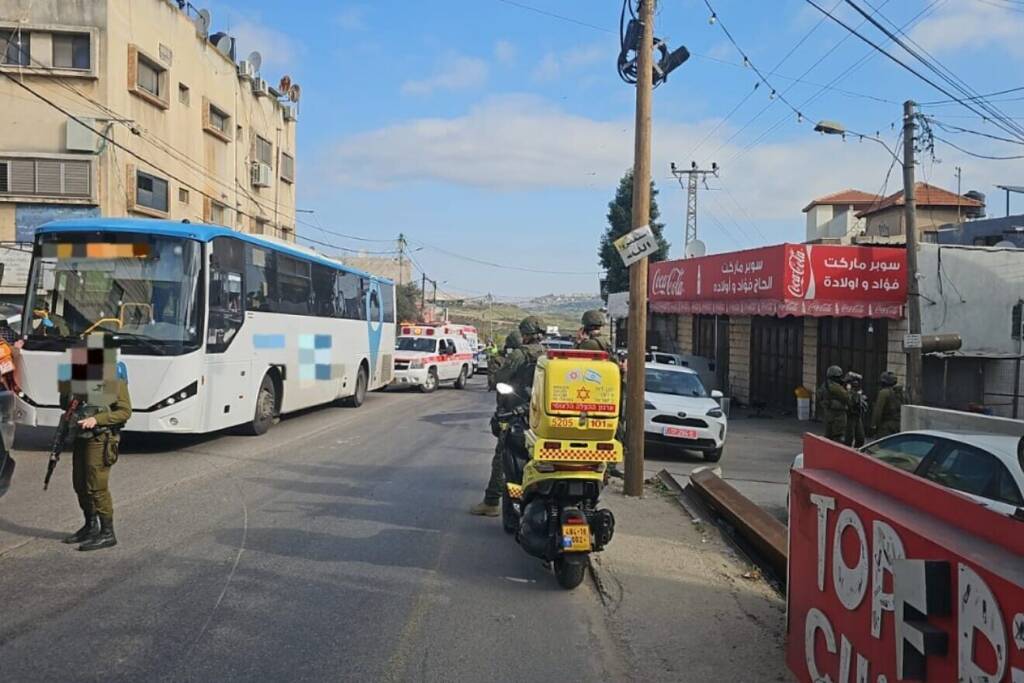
left=818, top=365, right=849, bottom=443
left=60, top=333, right=132, bottom=551
left=470, top=317, right=545, bottom=517
left=870, top=371, right=904, bottom=438
left=575, top=309, right=611, bottom=353
left=487, top=329, right=521, bottom=391
left=843, top=371, right=868, bottom=448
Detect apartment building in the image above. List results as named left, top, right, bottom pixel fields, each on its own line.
left=0, top=0, right=298, bottom=254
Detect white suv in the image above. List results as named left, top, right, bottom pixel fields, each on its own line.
left=643, top=362, right=727, bottom=462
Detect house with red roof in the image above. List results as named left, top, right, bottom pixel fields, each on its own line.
left=857, top=183, right=985, bottom=243
left=802, top=189, right=881, bottom=243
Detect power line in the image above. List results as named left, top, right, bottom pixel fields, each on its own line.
left=493, top=0, right=614, bottom=33
left=919, top=85, right=1024, bottom=106
left=410, top=240, right=601, bottom=276
left=931, top=134, right=1024, bottom=160
left=925, top=117, right=1024, bottom=145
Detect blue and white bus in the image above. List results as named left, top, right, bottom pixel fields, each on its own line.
left=14, top=218, right=395, bottom=435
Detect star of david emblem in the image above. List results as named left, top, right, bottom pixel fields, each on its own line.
left=576, top=387, right=591, bottom=401
left=1014, top=613, right=1024, bottom=650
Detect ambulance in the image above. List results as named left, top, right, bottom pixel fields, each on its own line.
left=392, top=323, right=476, bottom=392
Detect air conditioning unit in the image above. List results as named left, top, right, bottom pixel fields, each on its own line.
left=237, top=60, right=255, bottom=80
left=251, top=161, right=272, bottom=187
left=252, top=78, right=269, bottom=97
left=282, top=104, right=297, bottom=122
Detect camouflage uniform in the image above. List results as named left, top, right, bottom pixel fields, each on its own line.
left=843, top=373, right=867, bottom=448
left=871, top=374, right=904, bottom=438
left=576, top=309, right=611, bottom=353
left=474, top=318, right=544, bottom=513
left=819, top=366, right=850, bottom=443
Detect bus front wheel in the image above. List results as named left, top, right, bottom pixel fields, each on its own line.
left=245, top=374, right=277, bottom=436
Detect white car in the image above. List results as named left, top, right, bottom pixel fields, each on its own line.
left=792, top=431, right=1024, bottom=517
left=392, top=335, right=474, bottom=393
left=643, top=362, right=727, bottom=462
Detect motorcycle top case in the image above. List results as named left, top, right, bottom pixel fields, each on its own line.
left=528, top=350, right=620, bottom=441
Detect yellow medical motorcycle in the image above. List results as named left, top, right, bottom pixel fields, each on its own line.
left=495, top=349, right=622, bottom=589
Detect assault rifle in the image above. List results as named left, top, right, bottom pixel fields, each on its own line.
left=43, top=398, right=80, bottom=491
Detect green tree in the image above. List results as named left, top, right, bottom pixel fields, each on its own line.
left=598, top=169, right=670, bottom=299
left=396, top=282, right=422, bottom=322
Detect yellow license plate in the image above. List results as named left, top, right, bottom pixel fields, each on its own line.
left=561, top=524, right=592, bottom=552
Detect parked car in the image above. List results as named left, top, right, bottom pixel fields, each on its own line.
left=541, top=338, right=574, bottom=352
left=0, top=302, right=22, bottom=328
left=644, top=351, right=718, bottom=391
left=643, top=361, right=726, bottom=462
left=792, top=431, right=1024, bottom=517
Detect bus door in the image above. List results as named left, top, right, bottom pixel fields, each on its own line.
left=205, top=237, right=251, bottom=430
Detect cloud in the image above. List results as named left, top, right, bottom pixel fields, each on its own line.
left=322, top=94, right=930, bottom=221
left=910, top=2, right=1024, bottom=57
left=225, top=17, right=299, bottom=71
left=336, top=6, right=367, bottom=31
left=494, top=39, right=516, bottom=65
left=532, top=43, right=609, bottom=82
left=400, top=53, right=489, bottom=95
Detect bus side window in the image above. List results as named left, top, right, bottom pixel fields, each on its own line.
left=246, top=245, right=274, bottom=312
left=311, top=264, right=336, bottom=318
left=209, top=237, right=244, bottom=353
left=336, top=271, right=364, bottom=320
left=381, top=283, right=395, bottom=323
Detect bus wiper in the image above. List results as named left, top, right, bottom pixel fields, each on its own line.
left=110, top=331, right=169, bottom=355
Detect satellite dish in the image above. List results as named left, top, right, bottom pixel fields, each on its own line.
left=193, top=8, right=211, bottom=37
left=288, top=83, right=301, bottom=103
left=993, top=240, right=1017, bottom=248
left=211, top=32, right=234, bottom=58
left=247, top=51, right=262, bottom=73
left=278, top=75, right=292, bottom=94
left=684, top=239, right=707, bottom=258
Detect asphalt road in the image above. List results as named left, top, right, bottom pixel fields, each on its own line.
left=0, top=378, right=628, bottom=682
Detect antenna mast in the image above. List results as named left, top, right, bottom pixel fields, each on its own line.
left=671, top=161, right=718, bottom=250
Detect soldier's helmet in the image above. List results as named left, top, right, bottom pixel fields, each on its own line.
left=826, top=365, right=844, bottom=380
left=505, top=329, right=522, bottom=350
left=879, top=370, right=897, bottom=387
left=581, top=309, right=605, bottom=328
left=518, top=316, right=545, bottom=336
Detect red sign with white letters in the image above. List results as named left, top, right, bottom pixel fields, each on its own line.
left=648, top=244, right=906, bottom=318
left=787, top=436, right=1024, bottom=683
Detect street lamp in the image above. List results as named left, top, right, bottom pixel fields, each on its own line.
left=814, top=120, right=901, bottom=164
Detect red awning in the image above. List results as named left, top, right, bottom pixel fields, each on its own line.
left=648, top=244, right=906, bottom=319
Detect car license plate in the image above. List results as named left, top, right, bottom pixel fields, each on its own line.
left=561, top=524, right=592, bottom=552
left=663, top=426, right=698, bottom=439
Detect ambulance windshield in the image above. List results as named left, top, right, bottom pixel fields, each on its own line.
left=396, top=337, right=437, bottom=353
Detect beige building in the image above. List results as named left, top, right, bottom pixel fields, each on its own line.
left=857, top=183, right=984, bottom=242
left=0, top=0, right=298, bottom=249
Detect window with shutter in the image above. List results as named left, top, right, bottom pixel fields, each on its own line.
left=0, top=162, right=8, bottom=193
left=9, top=159, right=35, bottom=194
left=281, top=153, right=295, bottom=183
left=63, top=160, right=90, bottom=196
left=36, top=160, right=61, bottom=195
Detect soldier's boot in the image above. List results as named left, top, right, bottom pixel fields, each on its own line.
left=78, top=516, right=117, bottom=551
left=62, top=513, right=99, bottom=544
left=469, top=501, right=500, bottom=517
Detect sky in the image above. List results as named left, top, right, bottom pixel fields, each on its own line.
left=205, top=0, right=1024, bottom=299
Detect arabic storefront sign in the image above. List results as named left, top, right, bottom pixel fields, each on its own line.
left=614, top=225, right=658, bottom=268
left=788, top=436, right=1024, bottom=683
left=648, top=244, right=906, bottom=319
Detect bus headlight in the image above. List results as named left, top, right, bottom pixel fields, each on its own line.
left=146, top=381, right=198, bottom=411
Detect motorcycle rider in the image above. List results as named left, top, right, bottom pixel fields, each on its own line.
left=818, top=365, right=849, bottom=443
left=575, top=310, right=611, bottom=353
left=470, top=317, right=545, bottom=517
left=871, top=370, right=905, bottom=438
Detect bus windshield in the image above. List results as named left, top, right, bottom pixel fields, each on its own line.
left=23, top=233, right=202, bottom=354
left=396, top=337, right=436, bottom=353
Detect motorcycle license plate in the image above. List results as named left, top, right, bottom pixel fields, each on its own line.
left=561, top=524, right=592, bottom=552
left=663, top=426, right=698, bottom=440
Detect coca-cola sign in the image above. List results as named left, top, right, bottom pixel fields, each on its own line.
left=650, top=266, right=686, bottom=298
left=786, top=245, right=809, bottom=299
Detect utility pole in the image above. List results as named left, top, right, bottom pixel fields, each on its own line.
left=955, top=166, right=962, bottom=224
left=420, top=273, right=427, bottom=320
left=624, top=0, right=655, bottom=498
left=397, top=233, right=407, bottom=286
left=671, top=161, right=718, bottom=251
left=902, top=100, right=923, bottom=405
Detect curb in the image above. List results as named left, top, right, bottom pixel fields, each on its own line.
left=686, top=467, right=788, bottom=582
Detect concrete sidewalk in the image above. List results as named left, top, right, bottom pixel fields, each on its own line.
left=591, top=478, right=793, bottom=682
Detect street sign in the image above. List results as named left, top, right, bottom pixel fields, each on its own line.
left=614, top=225, right=658, bottom=268
left=903, top=333, right=922, bottom=349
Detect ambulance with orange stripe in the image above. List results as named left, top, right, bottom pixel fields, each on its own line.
left=391, top=323, right=476, bottom=393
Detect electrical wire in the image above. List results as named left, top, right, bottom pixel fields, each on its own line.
left=924, top=117, right=1024, bottom=146
left=494, top=0, right=614, bottom=33
left=410, top=239, right=602, bottom=276
left=931, top=135, right=1024, bottom=160
left=919, top=85, right=1024, bottom=106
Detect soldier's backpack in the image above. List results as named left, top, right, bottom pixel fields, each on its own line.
left=517, top=343, right=545, bottom=392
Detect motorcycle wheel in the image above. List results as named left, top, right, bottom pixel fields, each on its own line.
left=501, top=494, right=517, bottom=535
left=554, top=558, right=587, bottom=590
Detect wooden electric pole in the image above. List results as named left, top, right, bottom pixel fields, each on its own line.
left=902, top=100, right=923, bottom=404
left=624, top=0, right=655, bottom=497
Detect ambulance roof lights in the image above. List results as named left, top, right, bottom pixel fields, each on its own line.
left=547, top=349, right=610, bottom=361
left=425, top=328, right=434, bottom=336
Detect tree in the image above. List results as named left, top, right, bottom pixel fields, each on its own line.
left=598, top=169, right=670, bottom=300
left=396, top=282, right=422, bottom=322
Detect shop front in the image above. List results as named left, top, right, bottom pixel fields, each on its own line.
left=649, top=244, right=907, bottom=410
